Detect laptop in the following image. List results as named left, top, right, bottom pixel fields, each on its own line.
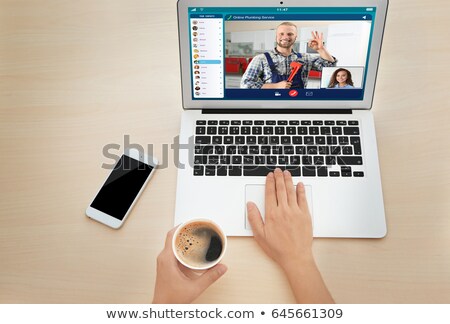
left=174, top=0, right=388, bottom=238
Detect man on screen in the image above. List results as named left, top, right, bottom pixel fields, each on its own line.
left=240, top=22, right=337, bottom=89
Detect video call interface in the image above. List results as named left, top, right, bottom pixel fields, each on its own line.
left=189, top=7, right=376, bottom=100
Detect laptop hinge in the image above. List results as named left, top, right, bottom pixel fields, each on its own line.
left=202, top=109, right=352, bottom=114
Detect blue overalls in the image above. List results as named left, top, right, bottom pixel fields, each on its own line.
left=263, top=52, right=304, bottom=89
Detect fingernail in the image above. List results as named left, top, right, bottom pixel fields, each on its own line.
left=267, top=172, right=273, bottom=178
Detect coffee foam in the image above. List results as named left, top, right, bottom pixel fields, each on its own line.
left=175, top=222, right=223, bottom=268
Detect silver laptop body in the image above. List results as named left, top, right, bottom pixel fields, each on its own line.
left=174, top=0, right=388, bottom=238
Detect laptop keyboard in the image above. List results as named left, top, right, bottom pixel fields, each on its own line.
left=193, top=119, right=364, bottom=177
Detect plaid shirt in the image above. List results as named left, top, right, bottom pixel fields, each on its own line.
left=240, top=48, right=337, bottom=89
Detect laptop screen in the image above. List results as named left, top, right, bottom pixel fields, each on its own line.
left=188, top=7, right=376, bottom=102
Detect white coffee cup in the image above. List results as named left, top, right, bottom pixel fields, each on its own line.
left=172, top=218, right=227, bottom=270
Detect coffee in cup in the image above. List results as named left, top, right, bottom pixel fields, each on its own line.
left=172, top=219, right=227, bottom=270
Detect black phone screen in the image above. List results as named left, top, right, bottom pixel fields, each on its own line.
left=90, top=155, right=153, bottom=220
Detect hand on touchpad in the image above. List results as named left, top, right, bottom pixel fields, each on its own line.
left=244, top=184, right=313, bottom=230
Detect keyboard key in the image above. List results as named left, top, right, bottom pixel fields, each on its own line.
left=231, top=156, right=242, bottom=164
left=258, top=136, right=269, bottom=145
left=219, top=156, right=230, bottom=164
left=224, top=136, right=233, bottom=144
left=243, top=165, right=300, bottom=176
left=243, top=156, right=254, bottom=164
left=289, top=120, right=300, bottom=125
left=195, top=136, right=211, bottom=144
left=195, top=126, right=206, bottom=135
left=266, top=120, right=276, bottom=125
left=290, top=156, right=301, bottom=165
left=196, top=120, right=206, bottom=125
left=314, top=156, right=325, bottom=165
left=283, top=146, right=295, bottom=154
left=193, top=165, right=204, bottom=176
left=315, top=136, right=326, bottom=145
left=254, top=120, right=264, bottom=125
left=301, top=121, right=312, bottom=125
left=255, top=156, right=265, bottom=164
left=320, top=127, right=331, bottom=135
left=286, top=127, right=296, bottom=135
left=309, top=126, right=320, bottom=135
left=302, top=166, right=316, bottom=176
left=237, top=146, right=248, bottom=154
left=231, top=120, right=241, bottom=125
left=338, top=136, right=349, bottom=145
left=337, top=120, right=347, bottom=125
left=317, top=166, right=328, bottom=177
left=205, top=166, right=216, bottom=176
left=337, top=156, right=363, bottom=165
left=304, top=136, right=314, bottom=145
left=207, top=120, right=218, bottom=125
left=332, top=127, right=343, bottom=135
left=219, top=120, right=229, bottom=125
left=275, top=127, right=285, bottom=135
left=216, top=166, right=227, bottom=176
left=218, top=127, right=228, bottom=135
left=261, top=146, right=271, bottom=155
left=292, top=136, right=302, bottom=144
left=249, top=146, right=259, bottom=154
left=272, top=146, right=282, bottom=154
left=252, top=127, right=262, bottom=135
left=207, top=127, right=217, bottom=135
left=246, top=136, right=256, bottom=144
left=212, top=136, right=222, bottom=144
left=341, top=166, right=352, bottom=177
left=342, top=146, right=353, bottom=155
left=329, top=171, right=340, bottom=177
left=226, top=146, right=237, bottom=154
left=318, top=146, right=330, bottom=155
left=330, top=146, right=341, bottom=155
left=230, top=127, right=240, bottom=135
left=228, top=166, right=242, bottom=176
left=297, top=127, right=308, bottom=135
left=344, top=127, right=360, bottom=135
left=348, top=120, right=359, bottom=125
left=327, top=136, right=338, bottom=145
left=296, top=146, right=306, bottom=154
left=269, top=136, right=279, bottom=145
left=241, top=127, right=251, bottom=135
left=194, top=155, right=207, bottom=164
left=267, top=156, right=277, bottom=164
left=263, top=127, right=274, bottom=135
left=200, top=145, right=214, bottom=154
left=281, top=136, right=291, bottom=144
left=325, top=121, right=335, bottom=125
left=243, top=120, right=252, bottom=125
left=214, top=146, right=224, bottom=154
left=277, top=120, right=288, bottom=125
left=235, top=136, right=245, bottom=144
left=208, top=155, right=220, bottom=164
left=326, top=156, right=337, bottom=165
left=302, top=156, right=312, bottom=165
left=278, top=156, right=288, bottom=164
left=313, top=120, right=323, bottom=125
left=307, top=146, right=318, bottom=155
left=353, top=171, right=364, bottom=177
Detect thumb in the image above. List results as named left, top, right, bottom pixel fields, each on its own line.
left=196, top=263, right=228, bottom=291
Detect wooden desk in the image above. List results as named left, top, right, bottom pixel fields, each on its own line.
left=0, top=0, right=449, bottom=303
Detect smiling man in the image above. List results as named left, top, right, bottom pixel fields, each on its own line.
left=240, top=22, right=337, bottom=89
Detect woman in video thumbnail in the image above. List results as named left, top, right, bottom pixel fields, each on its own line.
left=328, top=68, right=354, bottom=89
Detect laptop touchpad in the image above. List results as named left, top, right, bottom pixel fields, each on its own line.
left=245, top=184, right=313, bottom=230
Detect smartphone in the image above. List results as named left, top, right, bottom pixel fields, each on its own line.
left=86, top=149, right=158, bottom=229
